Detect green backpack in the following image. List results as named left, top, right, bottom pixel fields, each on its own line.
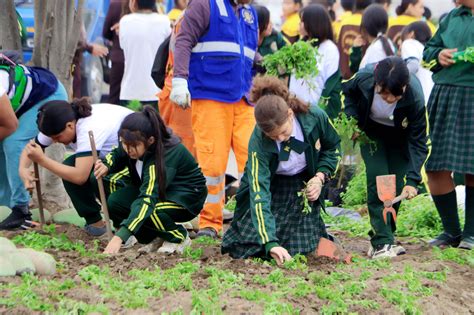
left=0, top=52, right=28, bottom=111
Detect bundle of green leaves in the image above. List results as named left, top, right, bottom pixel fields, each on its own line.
left=333, top=113, right=374, bottom=157
left=262, top=39, right=320, bottom=84
left=453, top=47, right=474, bottom=64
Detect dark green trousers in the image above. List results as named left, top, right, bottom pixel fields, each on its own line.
left=361, top=122, right=409, bottom=247
left=62, top=154, right=104, bottom=225
left=93, top=169, right=194, bottom=244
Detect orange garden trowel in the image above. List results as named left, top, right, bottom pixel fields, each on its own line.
left=316, top=237, right=352, bottom=264
left=376, top=175, right=408, bottom=224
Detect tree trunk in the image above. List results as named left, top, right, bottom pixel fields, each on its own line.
left=0, top=0, right=22, bottom=54
left=31, top=0, right=85, bottom=209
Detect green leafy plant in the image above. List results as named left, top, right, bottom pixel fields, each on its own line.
left=126, top=100, right=143, bottom=112
left=12, top=226, right=101, bottom=257
left=263, top=39, right=320, bottom=84
left=297, top=181, right=313, bottom=214
left=283, top=253, right=308, bottom=271
left=433, top=247, right=474, bottom=266
left=333, top=113, right=374, bottom=156
left=396, top=194, right=450, bottom=239
left=340, top=163, right=367, bottom=208
left=193, top=236, right=220, bottom=246
left=224, top=195, right=236, bottom=212
left=183, top=246, right=203, bottom=260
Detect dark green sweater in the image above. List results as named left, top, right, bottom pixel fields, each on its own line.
left=342, top=64, right=428, bottom=187
left=423, top=6, right=474, bottom=87
left=103, top=142, right=207, bottom=241
left=234, top=106, right=341, bottom=253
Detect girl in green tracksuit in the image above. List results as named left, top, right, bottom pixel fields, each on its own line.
left=94, top=106, right=207, bottom=254
left=422, top=1, right=474, bottom=250
left=342, top=56, right=428, bottom=259
left=222, top=76, right=341, bottom=265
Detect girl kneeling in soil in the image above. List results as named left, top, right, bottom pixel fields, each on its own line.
left=19, top=98, right=133, bottom=234
left=342, top=56, right=428, bottom=259
left=221, top=76, right=341, bottom=265
left=94, top=106, right=207, bottom=254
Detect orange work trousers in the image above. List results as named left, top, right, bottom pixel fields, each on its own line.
left=192, top=98, right=255, bottom=232
left=158, top=85, right=196, bottom=157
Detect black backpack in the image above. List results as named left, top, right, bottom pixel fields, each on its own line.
left=151, top=35, right=171, bottom=89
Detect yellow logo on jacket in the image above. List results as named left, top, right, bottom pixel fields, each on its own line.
left=402, top=117, right=409, bottom=129
left=315, top=139, right=321, bottom=151
left=242, top=8, right=254, bottom=24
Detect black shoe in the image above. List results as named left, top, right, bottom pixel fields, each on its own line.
left=428, top=232, right=462, bottom=247
left=0, top=207, right=32, bottom=230
left=196, top=227, right=218, bottom=239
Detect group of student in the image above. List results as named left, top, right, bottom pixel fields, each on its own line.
left=0, top=0, right=473, bottom=261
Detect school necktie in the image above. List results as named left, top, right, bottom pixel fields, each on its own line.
left=278, top=137, right=310, bottom=161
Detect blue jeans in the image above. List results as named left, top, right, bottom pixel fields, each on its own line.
left=0, top=83, right=68, bottom=208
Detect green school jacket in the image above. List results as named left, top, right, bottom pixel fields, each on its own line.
left=234, top=106, right=341, bottom=252
left=320, top=70, right=343, bottom=120
left=422, top=6, right=474, bottom=87
left=258, top=30, right=287, bottom=57
left=103, top=141, right=207, bottom=241
left=342, top=64, right=428, bottom=187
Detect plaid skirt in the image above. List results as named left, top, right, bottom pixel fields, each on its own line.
left=426, top=85, right=474, bottom=174
left=221, top=173, right=327, bottom=258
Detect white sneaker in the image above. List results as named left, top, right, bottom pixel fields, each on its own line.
left=223, top=208, right=234, bottom=222
left=367, top=244, right=375, bottom=257
left=368, top=244, right=406, bottom=257
left=157, top=235, right=191, bottom=254
left=371, top=244, right=398, bottom=259
left=122, top=235, right=137, bottom=249
left=392, top=245, right=406, bottom=255
left=138, top=237, right=165, bottom=253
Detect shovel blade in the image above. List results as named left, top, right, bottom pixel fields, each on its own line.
left=316, top=237, right=352, bottom=264
left=376, top=175, right=396, bottom=202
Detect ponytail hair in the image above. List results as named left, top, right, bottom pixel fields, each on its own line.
left=401, top=21, right=432, bottom=45
left=119, top=105, right=170, bottom=200
left=37, top=97, right=92, bottom=136
left=396, top=0, right=419, bottom=16
left=249, top=76, right=308, bottom=134
left=374, top=56, right=409, bottom=97
left=361, top=4, right=394, bottom=57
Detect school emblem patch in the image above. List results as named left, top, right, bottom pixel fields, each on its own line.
left=402, top=117, right=409, bottom=129
left=315, top=139, right=321, bottom=151
left=242, top=8, right=254, bottom=24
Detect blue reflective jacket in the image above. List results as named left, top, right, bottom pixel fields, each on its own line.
left=188, top=0, right=258, bottom=103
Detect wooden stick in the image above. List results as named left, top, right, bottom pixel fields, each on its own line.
left=88, top=131, right=113, bottom=240
left=33, top=162, right=45, bottom=227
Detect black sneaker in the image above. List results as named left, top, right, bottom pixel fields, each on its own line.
left=428, top=232, right=462, bottom=248
left=0, top=206, right=32, bottom=230
left=196, top=227, right=218, bottom=239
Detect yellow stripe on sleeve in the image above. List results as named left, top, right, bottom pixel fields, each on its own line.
left=254, top=152, right=260, bottom=192
left=128, top=165, right=156, bottom=231
left=255, top=203, right=266, bottom=243
left=128, top=200, right=149, bottom=231
left=257, top=203, right=269, bottom=243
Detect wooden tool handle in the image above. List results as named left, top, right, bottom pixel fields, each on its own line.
left=392, top=191, right=409, bottom=205
left=89, top=131, right=114, bottom=240
left=33, top=162, right=45, bottom=227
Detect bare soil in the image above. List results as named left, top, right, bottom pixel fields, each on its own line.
left=1, top=226, right=473, bottom=314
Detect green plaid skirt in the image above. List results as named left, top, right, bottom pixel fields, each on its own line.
left=426, top=85, right=474, bottom=174
left=221, top=173, right=327, bottom=258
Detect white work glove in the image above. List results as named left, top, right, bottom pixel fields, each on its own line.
left=170, top=78, right=191, bottom=109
